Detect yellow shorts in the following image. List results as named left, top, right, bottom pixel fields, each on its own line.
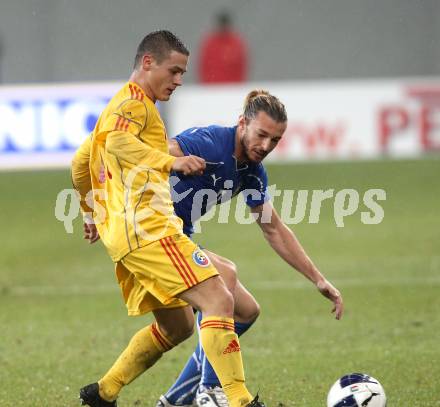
left=115, top=233, right=218, bottom=316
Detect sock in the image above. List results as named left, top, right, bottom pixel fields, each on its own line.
left=199, top=316, right=253, bottom=407
left=164, top=341, right=202, bottom=405
left=201, top=317, right=254, bottom=388
left=164, top=313, right=255, bottom=404
left=98, top=323, right=175, bottom=401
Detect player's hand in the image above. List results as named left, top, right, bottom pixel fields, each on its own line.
left=172, top=155, right=206, bottom=176
left=316, top=279, right=344, bottom=320
left=83, top=222, right=100, bottom=244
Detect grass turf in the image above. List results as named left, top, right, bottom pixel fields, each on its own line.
left=0, top=158, right=439, bottom=406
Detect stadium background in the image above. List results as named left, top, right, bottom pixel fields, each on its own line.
left=0, top=1, right=439, bottom=406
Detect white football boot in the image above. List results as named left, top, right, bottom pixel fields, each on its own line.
left=156, top=394, right=194, bottom=407
left=195, top=386, right=229, bottom=407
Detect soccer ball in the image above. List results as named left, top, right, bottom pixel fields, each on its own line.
left=327, top=373, right=387, bottom=407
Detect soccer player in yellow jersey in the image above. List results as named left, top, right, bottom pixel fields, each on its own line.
left=71, top=31, right=264, bottom=407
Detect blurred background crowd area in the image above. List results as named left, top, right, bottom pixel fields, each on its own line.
left=0, top=0, right=439, bottom=168
left=0, top=0, right=439, bottom=84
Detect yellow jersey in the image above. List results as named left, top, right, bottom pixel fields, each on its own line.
left=72, top=82, right=182, bottom=262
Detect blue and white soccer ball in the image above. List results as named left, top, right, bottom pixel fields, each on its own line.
left=327, top=373, right=387, bottom=407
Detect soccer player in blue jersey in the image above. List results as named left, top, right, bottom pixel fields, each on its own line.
left=157, top=90, right=344, bottom=407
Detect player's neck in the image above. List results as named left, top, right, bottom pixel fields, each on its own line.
left=234, top=127, right=247, bottom=163
left=128, top=72, right=155, bottom=102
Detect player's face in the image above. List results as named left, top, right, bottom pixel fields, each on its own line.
left=147, top=51, right=188, bottom=101
left=239, top=111, right=287, bottom=163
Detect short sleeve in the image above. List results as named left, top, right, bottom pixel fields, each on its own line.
left=174, top=127, right=221, bottom=163
left=241, top=165, right=271, bottom=207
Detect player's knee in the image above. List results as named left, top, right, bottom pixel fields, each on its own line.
left=248, top=300, right=261, bottom=322
left=213, top=285, right=235, bottom=316
left=219, top=260, right=238, bottom=292
left=235, top=297, right=261, bottom=323
left=172, top=322, right=194, bottom=344
left=202, top=280, right=235, bottom=316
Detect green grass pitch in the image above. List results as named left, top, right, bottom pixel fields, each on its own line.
left=0, top=158, right=439, bottom=406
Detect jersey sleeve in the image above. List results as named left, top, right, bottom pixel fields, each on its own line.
left=241, top=165, right=271, bottom=208
left=101, top=99, right=176, bottom=173
left=174, top=127, right=221, bottom=163
left=71, top=135, right=93, bottom=214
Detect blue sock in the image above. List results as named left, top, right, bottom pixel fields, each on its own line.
left=200, top=317, right=254, bottom=388
left=165, top=315, right=203, bottom=405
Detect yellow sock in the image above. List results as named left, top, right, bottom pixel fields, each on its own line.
left=199, top=316, right=253, bottom=407
left=98, top=323, right=174, bottom=401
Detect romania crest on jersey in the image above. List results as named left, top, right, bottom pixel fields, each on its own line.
left=192, top=248, right=210, bottom=268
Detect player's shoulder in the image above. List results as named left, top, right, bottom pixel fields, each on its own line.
left=110, top=82, right=153, bottom=126
left=117, top=82, right=151, bottom=110
left=181, top=124, right=234, bottom=135
left=207, top=124, right=236, bottom=138
left=178, top=124, right=231, bottom=139
left=195, top=125, right=236, bottom=151
left=175, top=125, right=234, bottom=160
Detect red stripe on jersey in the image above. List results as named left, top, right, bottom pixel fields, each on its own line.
left=129, top=83, right=134, bottom=99
left=114, top=116, right=122, bottom=131
left=135, top=85, right=143, bottom=100
left=165, top=237, right=196, bottom=287
left=123, top=118, right=129, bottom=131
left=159, top=238, right=191, bottom=288
left=167, top=237, right=198, bottom=285
left=138, top=87, right=143, bottom=100
left=134, top=84, right=138, bottom=99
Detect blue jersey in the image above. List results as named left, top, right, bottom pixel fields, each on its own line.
left=171, top=125, right=270, bottom=236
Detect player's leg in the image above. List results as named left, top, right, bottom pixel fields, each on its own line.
left=157, top=334, right=203, bottom=407
left=81, top=305, right=194, bottom=405
left=195, top=252, right=260, bottom=406
left=198, top=279, right=260, bottom=388
left=197, top=249, right=260, bottom=327
left=233, top=281, right=261, bottom=325
left=204, top=249, right=260, bottom=326
left=82, top=234, right=259, bottom=407
left=161, top=250, right=238, bottom=406
left=177, top=275, right=255, bottom=407
left=162, top=251, right=261, bottom=407
left=81, top=251, right=196, bottom=407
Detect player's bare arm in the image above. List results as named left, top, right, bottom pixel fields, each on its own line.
left=168, top=138, right=185, bottom=157
left=251, top=201, right=344, bottom=320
